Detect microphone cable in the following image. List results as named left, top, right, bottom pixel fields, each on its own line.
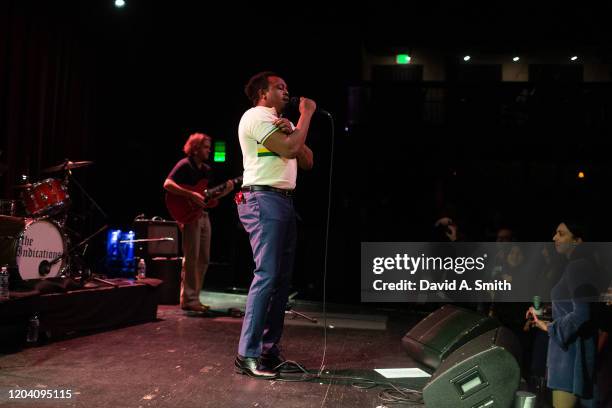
left=317, top=111, right=335, bottom=377
left=274, top=360, right=424, bottom=406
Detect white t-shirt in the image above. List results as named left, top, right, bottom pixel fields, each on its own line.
left=238, top=106, right=297, bottom=189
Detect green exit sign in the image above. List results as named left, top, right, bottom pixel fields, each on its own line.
left=396, top=54, right=411, bottom=64
left=213, top=141, right=226, bottom=162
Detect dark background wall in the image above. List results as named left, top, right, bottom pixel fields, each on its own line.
left=2, top=1, right=612, bottom=303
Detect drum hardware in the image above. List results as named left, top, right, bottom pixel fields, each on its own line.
left=54, top=158, right=108, bottom=221
left=21, top=178, right=70, bottom=217
left=0, top=199, right=20, bottom=216
left=38, top=224, right=108, bottom=278
left=48, top=159, right=111, bottom=285
left=2, top=158, right=111, bottom=285
left=41, top=160, right=93, bottom=173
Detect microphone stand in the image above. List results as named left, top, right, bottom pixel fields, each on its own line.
left=39, top=225, right=114, bottom=286
left=285, top=291, right=317, bottom=324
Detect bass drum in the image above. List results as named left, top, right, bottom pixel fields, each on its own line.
left=0, top=218, right=67, bottom=280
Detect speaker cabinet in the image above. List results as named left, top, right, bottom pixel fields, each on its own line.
left=148, top=257, right=181, bottom=305
left=133, top=219, right=179, bottom=257
left=401, top=305, right=500, bottom=370
left=423, top=327, right=521, bottom=408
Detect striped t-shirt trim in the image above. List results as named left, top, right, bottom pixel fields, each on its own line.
left=257, top=147, right=280, bottom=157
left=259, top=126, right=279, bottom=145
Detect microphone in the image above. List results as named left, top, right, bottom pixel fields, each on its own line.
left=289, top=97, right=331, bottom=118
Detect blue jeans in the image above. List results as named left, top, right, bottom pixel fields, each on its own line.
left=237, top=191, right=297, bottom=358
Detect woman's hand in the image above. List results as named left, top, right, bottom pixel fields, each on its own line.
left=525, top=306, right=549, bottom=332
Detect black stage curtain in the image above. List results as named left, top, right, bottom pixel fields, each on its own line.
left=0, top=1, right=95, bottom=198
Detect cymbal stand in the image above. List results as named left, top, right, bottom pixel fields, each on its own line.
left=62, top=160, right=108, bottom=220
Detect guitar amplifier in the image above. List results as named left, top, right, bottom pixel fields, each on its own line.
left=148, top=257, right=181, bottom=305
left=133, top=219, right=180, bottom=257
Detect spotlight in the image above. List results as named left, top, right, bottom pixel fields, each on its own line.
left=463, top=55, right=471, bottom=62
left=570, top=56, right=578, bottom=61
left=577, top=171, right=585, bottom=179
left=512, top=56, right=520, bottom=62
left=114, top=0, right=125, bottom=8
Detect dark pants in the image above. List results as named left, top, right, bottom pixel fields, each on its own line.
left=180, top=212, right=210, bottom=307
left=237, top=191, right=296, bottom=358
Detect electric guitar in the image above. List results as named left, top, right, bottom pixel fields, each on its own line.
left=165, top=176, right=243, bottom=224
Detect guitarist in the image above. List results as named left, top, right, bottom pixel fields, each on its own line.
left=234, top=72, right=314, bottom=379
left=163, top=132, right=234, bottom=313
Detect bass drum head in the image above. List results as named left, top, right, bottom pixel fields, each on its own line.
left=15, top=219, right=67, bottom=280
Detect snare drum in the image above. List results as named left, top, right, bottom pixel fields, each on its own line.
left=0, top=218, right=67, bottom=280
left=22, top=178, right=70, bottom=217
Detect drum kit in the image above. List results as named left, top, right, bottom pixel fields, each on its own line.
left=0, top=159, right=107, bottom=285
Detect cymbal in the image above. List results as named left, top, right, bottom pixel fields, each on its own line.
left=42, top=160, right=93, bottom=173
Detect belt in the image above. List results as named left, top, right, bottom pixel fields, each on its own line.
left=241, top=185, right=294, bottom=197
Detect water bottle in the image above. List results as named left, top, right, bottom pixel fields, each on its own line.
left=26, top=313, right=40, bottom=343
left=137, top=258, right=146, bottom=279
left=0, top=265, right=9, bottom=301
left=532, top=295, right=542, bottom=316
left=514, top=390, right=536, bottom=408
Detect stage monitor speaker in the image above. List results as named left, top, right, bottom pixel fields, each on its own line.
left=133, top=219, right=179, bottom=257
left=401, top=304, right=500, bottom=370
left=148, top=257, right=181, bottom=305
left=422, top=327, right=521, bottom=408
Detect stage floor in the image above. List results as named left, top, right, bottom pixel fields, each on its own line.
left=0, top=298, right=430, bottom=408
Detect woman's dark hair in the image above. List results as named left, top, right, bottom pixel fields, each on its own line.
left=561, top=217, right=589, bottom=241
left=244, top=71, right=278, bottom=106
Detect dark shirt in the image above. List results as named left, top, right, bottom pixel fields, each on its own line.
left=167, top=157, right=213, bottom=187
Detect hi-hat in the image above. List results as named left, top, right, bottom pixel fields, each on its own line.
left=42, top=160, right=93, bottom=173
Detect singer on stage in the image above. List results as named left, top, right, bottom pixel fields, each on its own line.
left=234, top=72, right=314, bottom=379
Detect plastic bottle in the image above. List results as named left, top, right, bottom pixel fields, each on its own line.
left=533, top=295, right=542, bottom=316
left=26, top=313, right=40, bottom=343
left=0, top=265, right=9, bottom=301
left=137, top=258, right=146, bottom=279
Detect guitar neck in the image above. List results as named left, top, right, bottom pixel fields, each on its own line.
left=204, top=176, right=243, bottom=198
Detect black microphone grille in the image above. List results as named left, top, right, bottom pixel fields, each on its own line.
left=289, top=96, right=300, bottom=106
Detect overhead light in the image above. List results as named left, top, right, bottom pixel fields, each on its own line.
left=463, top=55, right=471, bottom=62
left=570, top=56, right=578, bottom=61
left=512, top=56, right=520, bottom=62
left=577, top=171, right=585, bottom=179
left=115, top=0, right=126, bottom=8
